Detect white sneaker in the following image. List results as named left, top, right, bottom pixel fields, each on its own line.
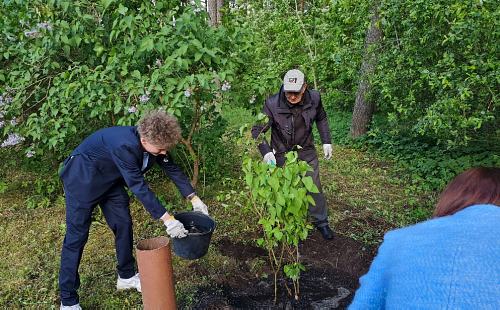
left=60, top=303, right=82, bottom=310
left=116, top=273, right=141, bottom=292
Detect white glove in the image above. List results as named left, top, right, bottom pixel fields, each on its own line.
left=164, top=218, right=188, bottom=238
left=323, top=144, right=333, bottom=160
left=191, top=195, right=209, bottom=215
left=263, top=152, right=276, bottom=165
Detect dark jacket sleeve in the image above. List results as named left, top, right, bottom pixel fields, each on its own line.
left=314, top=93, right=332, bottom=144
left=157, top=154, right=195, bottom=198
left=110, top=145, right=167, bottom=219
left=251, top=101, right=273, bottom=157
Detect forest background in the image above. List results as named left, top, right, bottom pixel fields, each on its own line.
left=0, top=0, right=498, bottom=308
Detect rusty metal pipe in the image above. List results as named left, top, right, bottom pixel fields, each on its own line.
left=136, top=236, right=176, bottom=310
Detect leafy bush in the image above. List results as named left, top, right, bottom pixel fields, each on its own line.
left=321, top=109, right=499, bottom=193
left=227, top=0, right=498, bottom=195
left=243, top=151, right=317, bottom=301
left=375, top=0, right=499, bottom=146
left=226, top=0, right=369, bottom=111
left=361, top=119, right=500, bottom=192
left=0, top=0, right=245, bottom=169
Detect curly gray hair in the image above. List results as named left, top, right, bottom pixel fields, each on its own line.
left=137, top=110, right=182, bottom=151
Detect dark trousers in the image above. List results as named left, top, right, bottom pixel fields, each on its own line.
left=276, top=153, right=328, bottom=227
left=59, top=184, right=135, bottom=306
left=305, top=157, right=328, bottom=227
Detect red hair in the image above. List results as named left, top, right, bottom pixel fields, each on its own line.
left=434, top=167, right=500, bottom=217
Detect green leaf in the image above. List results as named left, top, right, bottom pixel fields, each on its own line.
left=73, top=35, right=82, bottom=47
left=191, top=39, right=203, bottom=49
left=93, top=45, right=104, bottom=56
left=306, top=195, right=316, bottom=206
left=302, top=176, right=319, bottom=193
left=194, top=52, right=203, bottom=62
left=245, top=174, right=253, bottom=187
left=101, top=0, right=115, bottom=10
left=113, top=103, right=122, bottom=114
left=274, top=230, right=283, bottom=241
left=139, top=37, right=155, bottom=52
left=131, top=70, right=141, bottom=79
left=61, top=35, right=69, bottom=44
left=276, top=192, right=285, bottom=206
left=177, top=44, right=188, bottom=56
left=268, top=176, right=279, bottom=192
left=118, top=4, right=128, bottom=15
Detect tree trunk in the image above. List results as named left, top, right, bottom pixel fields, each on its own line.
left=207, top=0, right=224, bottom=27
left=299, top=0, right=305, bottom=12
left=350, top=2, right=382, bottom=138
left=217, top=0, right=224, bottom=25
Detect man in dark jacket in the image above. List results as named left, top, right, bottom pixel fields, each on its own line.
left=58, top=110, right=208, bottom=309
left=251, top=69, right=334, bottom=240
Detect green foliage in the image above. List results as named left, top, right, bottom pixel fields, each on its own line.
left=226, top=0, right=369, bottom=110
left=19, top=175, right=61, bottom=209
left=375, top=0, right=499, bottom=146
left=229, top=0, right=498, bottom=146
left=324, top=109, right=499, bottom=194
left=283, top=262, right=306, bottom=281
left=0, top=181, right=7, bottom=194
left=228, top=0, right=498, bottom=195
left=362, top=126, right=500, bottom=192
left=0, top=0, right=244, bottom=164
left=243, top=151, right=315, bottom=247
left=33, top=177, right=59, bottom=205
left=243, top=151, right=315, bottom=300
left=0, top=146, right=62, bottom=209
left=193, top=115, right=234, bottom=182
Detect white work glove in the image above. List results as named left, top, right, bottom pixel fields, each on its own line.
left=323, top=144, right=333, bottom=160
left=164, top=218, right=188, bottom=238
left=263, top=152, right=276, bottom=165
left=191, top=195, right=209, bottom=215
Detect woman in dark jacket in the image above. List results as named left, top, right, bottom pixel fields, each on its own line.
left=349, top=167, right=500, bottom=309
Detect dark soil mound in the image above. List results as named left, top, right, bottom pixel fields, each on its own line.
left=187, top=231, right=375, bottom=309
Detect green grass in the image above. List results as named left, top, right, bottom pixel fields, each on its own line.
left=0, top=107, right=438, bottom=308
left=319, top=147, right=435, bottom=245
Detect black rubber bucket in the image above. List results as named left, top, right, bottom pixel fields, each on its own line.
left=172, top=212, right=216, bottom=260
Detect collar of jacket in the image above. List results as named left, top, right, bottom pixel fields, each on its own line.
left=134, top=126, right=152, bottom=155
left=276, top=85, right=313, bottom=114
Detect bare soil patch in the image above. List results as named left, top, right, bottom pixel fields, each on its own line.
left=186, top=231, right=375, bottom=309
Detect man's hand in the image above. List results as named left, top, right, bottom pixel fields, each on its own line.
left=164, top=217, right=188, bottom=238
left=263, top=152, right=276, bottom=165
left=323, top=144, right=333, bottom=160
left=191, top=195, right=209, bottom=215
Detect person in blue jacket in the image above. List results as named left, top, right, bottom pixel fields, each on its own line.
left=349, top=167, right=500, bottom=309
left=58, top=110, right=209, bottom=310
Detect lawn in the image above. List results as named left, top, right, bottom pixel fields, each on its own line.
left=0, top=141, right=435, bottom=309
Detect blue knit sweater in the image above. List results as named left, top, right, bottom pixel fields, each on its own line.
left=349, top=204, right=500, bottom=310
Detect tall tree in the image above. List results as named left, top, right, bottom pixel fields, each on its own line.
left=350, top=2, right=382, bottom=138
left=207, top=0, right=224, bottom=26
